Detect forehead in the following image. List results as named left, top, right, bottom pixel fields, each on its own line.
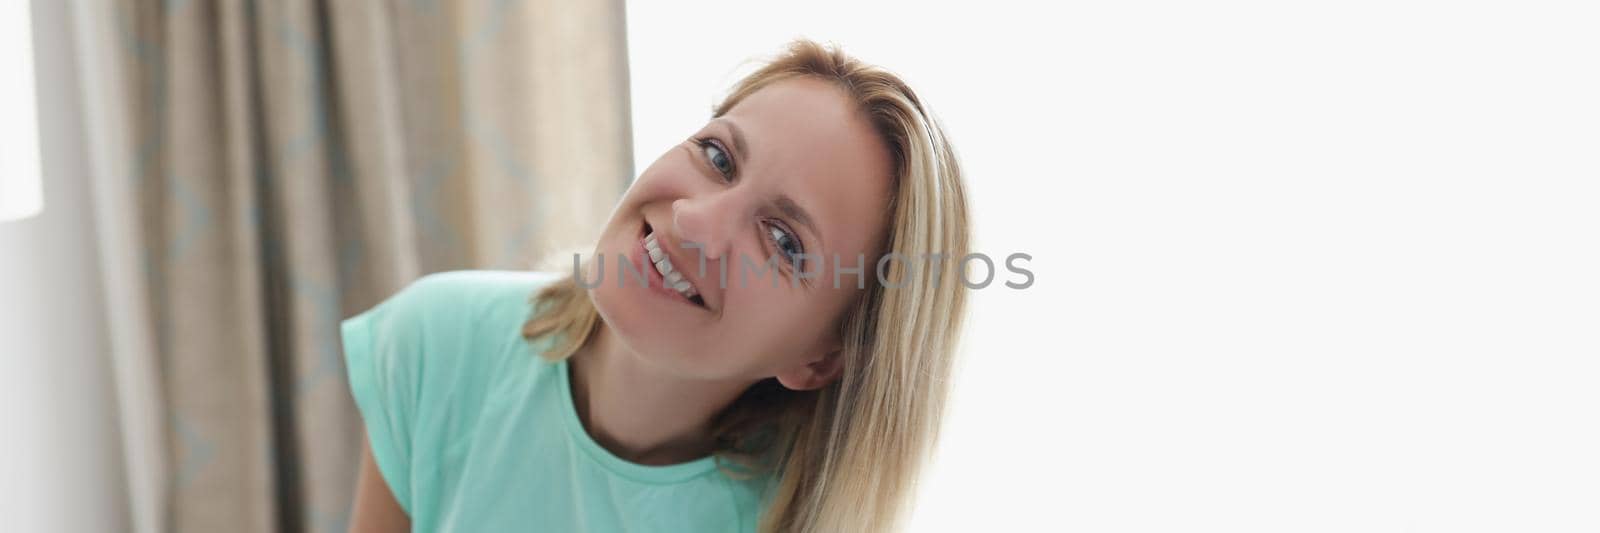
left=721, top=77, right=894, bottom=256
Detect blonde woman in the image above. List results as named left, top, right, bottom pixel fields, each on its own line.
left=345, top=38, right=969, bottom=532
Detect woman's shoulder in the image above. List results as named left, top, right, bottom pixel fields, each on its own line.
left=351, top=269, right=568, bottom=414
left=390, top=269, right=561, bottom=320
left=364, top=269, right=566, bottom=367
left=404, top=269, right=564, bottom=304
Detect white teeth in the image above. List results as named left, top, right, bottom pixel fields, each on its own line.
left=643, top=231, right=700, bottom=301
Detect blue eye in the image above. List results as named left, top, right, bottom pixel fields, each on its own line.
left=765, top=222, right=805, bottom=264
left=697, top=138, right=734, bottom=179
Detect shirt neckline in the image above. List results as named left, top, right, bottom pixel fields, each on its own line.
left=554, top=357, right=720, bottom=484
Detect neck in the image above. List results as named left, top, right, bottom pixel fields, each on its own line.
left=567, top=320, right=757, bottom=466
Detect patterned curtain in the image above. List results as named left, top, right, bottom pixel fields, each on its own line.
left=73, top=1, right=632, bottom=531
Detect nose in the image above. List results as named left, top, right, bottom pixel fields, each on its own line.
left=671, top=192, right=741, bottom=261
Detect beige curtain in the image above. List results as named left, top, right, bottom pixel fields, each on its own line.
left=72, top=1, right=632, bottom=531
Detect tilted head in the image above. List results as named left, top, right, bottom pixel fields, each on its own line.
left=527, top=38, right=970, bottom=533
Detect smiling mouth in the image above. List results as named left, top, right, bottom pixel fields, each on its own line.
left=642, top=222, right=706, bottom=308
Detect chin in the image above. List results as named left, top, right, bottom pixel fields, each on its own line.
left=585, top=204, right=727, bottom=371
left=585, top=240, right=683, bottom=369
left=589, top=284, right=703, bottom=377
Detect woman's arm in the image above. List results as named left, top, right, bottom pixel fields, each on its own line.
left=348, top=429, right=411, bottom=533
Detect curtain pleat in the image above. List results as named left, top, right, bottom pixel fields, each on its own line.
left=75, top=1, right=633, bottom=531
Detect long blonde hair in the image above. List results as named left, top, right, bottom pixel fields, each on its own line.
left=522, top=38, right=970, bottom=533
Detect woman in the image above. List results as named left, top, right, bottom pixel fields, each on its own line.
left=345, top=38, right=969, bottom=532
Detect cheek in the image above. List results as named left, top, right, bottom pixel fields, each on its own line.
left=597, top=155, right=688, bottom=246
left=629, top=149, right=699, bottom=197
left=722, top=287, right=844, bottom=362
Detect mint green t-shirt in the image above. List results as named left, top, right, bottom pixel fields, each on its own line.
left=341, top=270, right=773, bottom=532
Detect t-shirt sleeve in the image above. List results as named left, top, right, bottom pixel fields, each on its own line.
left=341, top=269, right=560, bottom=521
left=341, top=275, right=447, bottom=516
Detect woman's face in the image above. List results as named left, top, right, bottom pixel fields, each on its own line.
left=588, top=77, right=893, bottom=390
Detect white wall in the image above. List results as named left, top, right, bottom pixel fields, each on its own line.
left=625, top=2, right=1600, bottom=531
left=0, top=1, right=131, bottom=531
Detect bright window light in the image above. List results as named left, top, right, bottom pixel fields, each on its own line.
left=626, top=2, right=1600, bottom=532
left=0, top=0, right=42, bottom=223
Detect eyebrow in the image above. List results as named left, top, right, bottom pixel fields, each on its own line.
left=774, top=195, right=824, bottom=250
left=712, top=117, right=749, bottom=167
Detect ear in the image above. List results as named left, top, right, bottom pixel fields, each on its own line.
left=773, top=347, right=845, bottom=391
